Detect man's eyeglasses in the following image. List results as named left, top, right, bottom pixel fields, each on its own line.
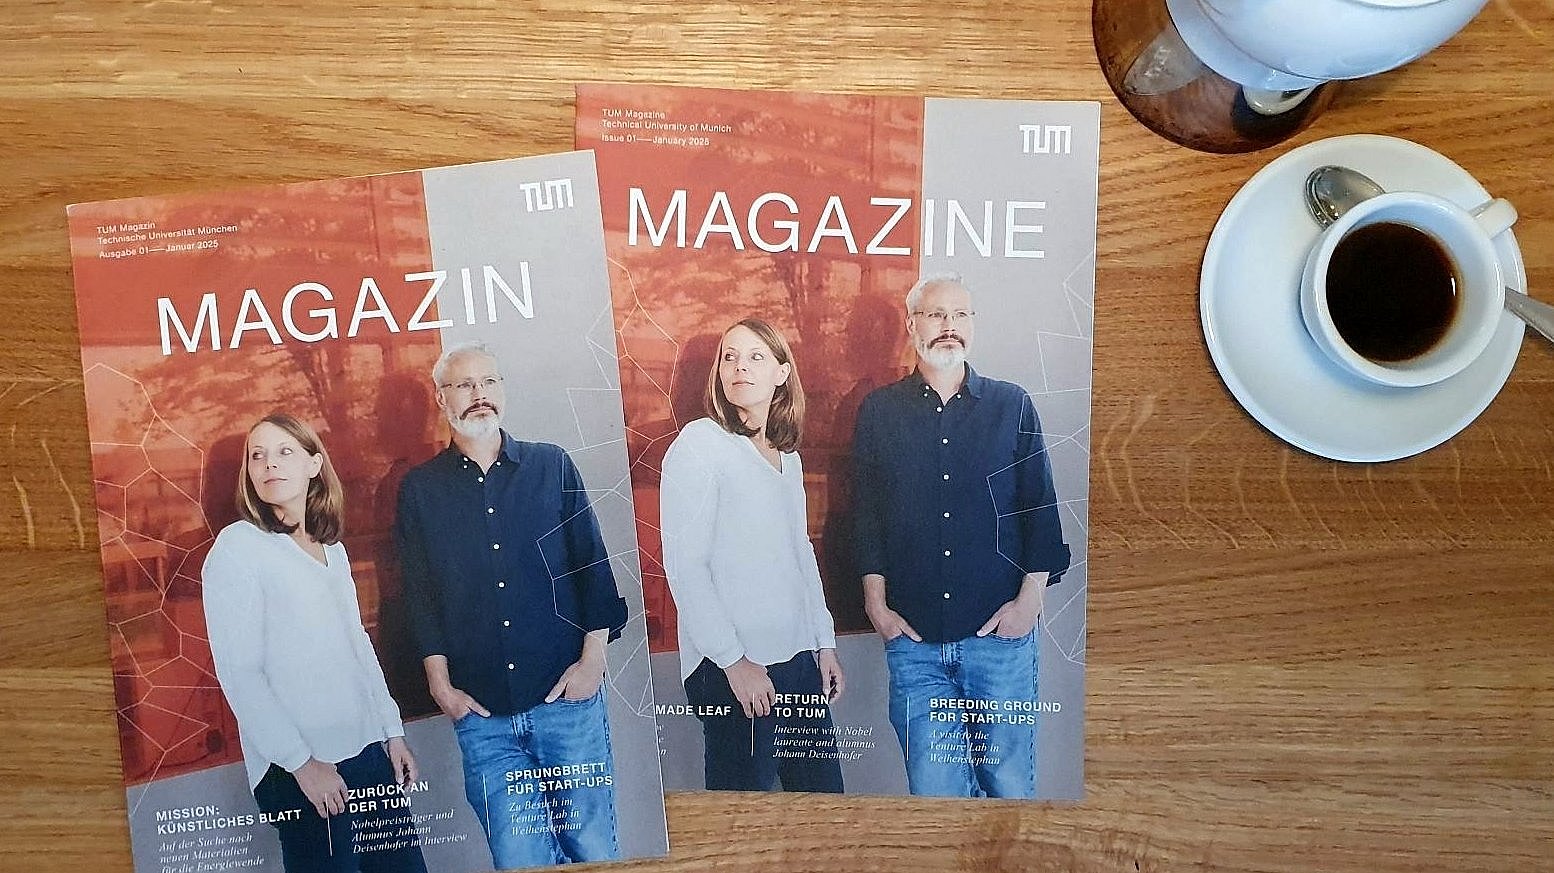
left=438, top=376, right=503, bottom=395
left=912, top=309, right=975, bottom=326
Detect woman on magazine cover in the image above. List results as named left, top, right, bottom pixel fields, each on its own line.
left=202, top=412, right=428, bottom=873
left=659, top=317, right=846, bottom=792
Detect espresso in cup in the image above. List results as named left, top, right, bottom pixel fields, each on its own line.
left=1324, top=220, right=1459, bottom=362
left=1300, top=191, right=1515, bottom=388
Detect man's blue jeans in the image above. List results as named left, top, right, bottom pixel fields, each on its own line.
left=452, top=689, right=620, bottom=868
left=884, top=630, right=1038, bottom=798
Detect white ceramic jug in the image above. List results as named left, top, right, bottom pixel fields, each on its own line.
left=1166, top=0, right=1489, bottom=92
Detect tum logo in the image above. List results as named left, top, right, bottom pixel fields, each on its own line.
left=1020, top=124, right=1073, bottom=155
left=520, top=178, right=575, bottom=212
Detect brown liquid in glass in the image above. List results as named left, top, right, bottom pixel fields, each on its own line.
left=1326, top=222, right=1459, bottom=362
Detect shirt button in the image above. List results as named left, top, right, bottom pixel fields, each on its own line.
left=943, top=512, right=951, bottom=519
left=487, top=507, right=495, bottom=514
left=492, top=543, right=501, bottom=550
left=503, top=620, right=511, bottom=627
left=507, top=663, right=515, bottom=670
left=936, top=406, right=943, bottom=413
left=942, top=473, right=950, bottom=481
left=941, top=438, right=949, bottom=445
left=943, top=592, right=951, bottom=600
left=477, top=476, right=484, bottom=483
left=497, top=581, right=506, bottom=588
left=943, top=550, right=951, bottom=557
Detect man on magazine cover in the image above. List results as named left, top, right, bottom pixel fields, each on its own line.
left=396, top=339, right=628, bottom=867
left=852, top=273, right=1071, bottom=798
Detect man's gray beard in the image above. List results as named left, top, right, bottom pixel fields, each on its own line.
left=918, top=340, right=967, bottom=371
left=448, top=411, right=501, bottom=440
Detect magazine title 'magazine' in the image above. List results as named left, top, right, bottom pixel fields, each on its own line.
left=577, top=85, right=1099, bottom=800
left=66, top=150, right=668, bottom=873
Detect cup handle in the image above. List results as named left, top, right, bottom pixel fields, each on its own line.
left=1471, top=198, right=1518, bottom=237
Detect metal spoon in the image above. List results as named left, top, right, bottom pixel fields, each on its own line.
left=1303, top=164, right=1554, bottom=345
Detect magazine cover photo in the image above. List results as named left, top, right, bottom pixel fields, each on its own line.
left=577, top=84, right=1098, bottom=800
left=64, top=150, right=668, bottom=873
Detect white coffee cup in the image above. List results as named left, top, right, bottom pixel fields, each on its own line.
left=1299, top=191, right=1517, bottom=388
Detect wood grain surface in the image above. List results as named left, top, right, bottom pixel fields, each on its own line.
left=2, top=2, right=1552, bottom=871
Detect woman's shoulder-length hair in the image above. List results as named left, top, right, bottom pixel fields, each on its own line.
left=703, top=317, right=806, bottom=453
left=235, top=412, right=345, bottom=545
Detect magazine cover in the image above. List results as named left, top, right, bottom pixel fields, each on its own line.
left=577, top=85, right=1097, bottom=799
left=64, top=150, right=669, bottom=872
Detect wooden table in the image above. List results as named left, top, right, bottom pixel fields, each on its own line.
left=2, top=2, right=1550, bottom=871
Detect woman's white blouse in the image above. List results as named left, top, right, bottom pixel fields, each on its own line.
left=659, top=418, right=838, bottom=679
left=202, top=521, right=405, bottom=788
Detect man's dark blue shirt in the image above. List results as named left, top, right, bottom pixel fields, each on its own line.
left=852, top=366, right=1071, bottom=643
left=396, top=432, right=627, bottom=716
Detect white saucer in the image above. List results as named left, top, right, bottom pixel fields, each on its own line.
left=1200, top=134, right=1526, bottom=463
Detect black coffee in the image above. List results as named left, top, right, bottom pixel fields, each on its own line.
left=1325, top=221, right=1459, bottom=362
